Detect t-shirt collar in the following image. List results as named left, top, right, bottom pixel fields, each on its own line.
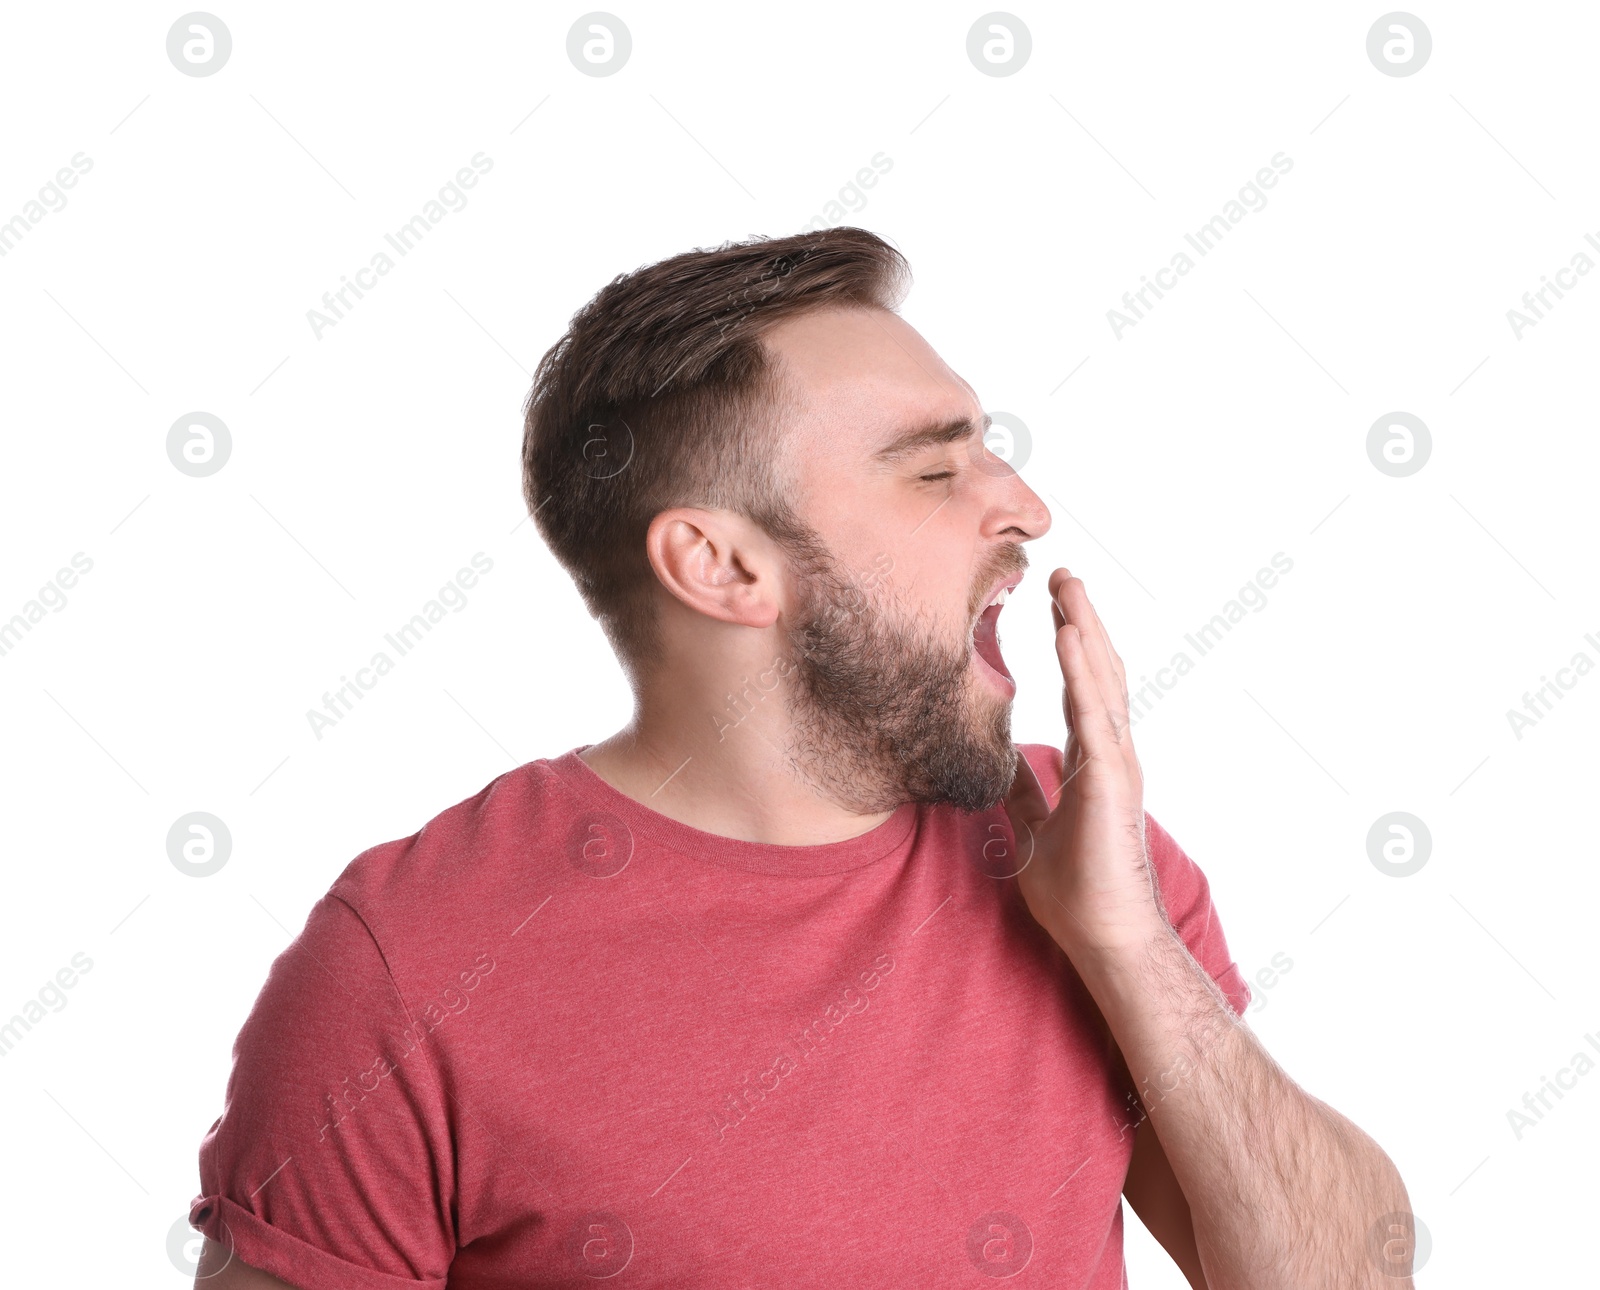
left=544, top=746, right=920, bottom=877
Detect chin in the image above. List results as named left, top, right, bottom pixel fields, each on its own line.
left=905, top=693, right=1017, bottom=814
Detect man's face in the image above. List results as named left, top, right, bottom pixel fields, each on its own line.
left=760, top=305, right=1053, bottom=813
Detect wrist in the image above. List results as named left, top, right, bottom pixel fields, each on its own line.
left=1050, top=907, right=1177, bottom=976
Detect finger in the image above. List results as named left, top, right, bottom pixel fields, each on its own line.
left=1047, top=573, right=1085, bottom=768
left=1081, top=591, right=1131, bottom=726
left=1062, top=576, right=1126, bottom=707
left=1049, top=573, right=1104, bottom=749
left=1051, top=572, right=1123, bottom=728
left=1052, top=571, right=1116, bottom=688
left=1053, top=571, right=1133, bottom=739
left=1057, top=623, right=1122, bottom=757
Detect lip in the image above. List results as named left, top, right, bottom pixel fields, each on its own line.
left=973, top=645, right=1017, bottom=696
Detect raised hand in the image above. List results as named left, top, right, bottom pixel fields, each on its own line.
left=1004, top=568, right=1167, bottom=960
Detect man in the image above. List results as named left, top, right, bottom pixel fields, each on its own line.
left=192, top=228, right=1413, bottom=1287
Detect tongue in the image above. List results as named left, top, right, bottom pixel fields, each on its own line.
left=973, top=604, right=1011, bottom=679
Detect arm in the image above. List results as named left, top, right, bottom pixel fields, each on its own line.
left=1005, top=569, right=1413, bottom=1289
left=188, top=895, right=456, bottom=1290
left=196, top=1237, right=301, bottom=1289
left=1090, top=922, right=1410, bottom=1288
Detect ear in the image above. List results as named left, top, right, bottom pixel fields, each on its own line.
left=644, top=507, right=781, bottom=630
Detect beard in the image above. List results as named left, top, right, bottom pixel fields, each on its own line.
left=780, top=541, right=1023, bottom=815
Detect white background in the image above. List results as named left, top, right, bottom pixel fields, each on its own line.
left=1, top=1, right=1595, bottom=1285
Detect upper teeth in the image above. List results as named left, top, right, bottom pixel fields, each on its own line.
left=988, top=586, right=1011, bottom=609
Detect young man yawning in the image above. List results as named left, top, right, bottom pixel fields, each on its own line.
left=191, top=228, right=1412, bottom=1289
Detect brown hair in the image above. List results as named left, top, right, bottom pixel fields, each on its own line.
left=521, top=227, right=912, bottom=678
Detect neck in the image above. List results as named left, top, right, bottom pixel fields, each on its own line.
left=578, top=681, right=899, bottom=847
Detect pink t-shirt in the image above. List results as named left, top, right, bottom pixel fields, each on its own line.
left=192, top=743, right=1249, bottom=1288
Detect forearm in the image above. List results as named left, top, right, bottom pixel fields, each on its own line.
left=1071, top=922, right=1412, bottom=1289
left=1003, top=576, right=1413, bottom=1284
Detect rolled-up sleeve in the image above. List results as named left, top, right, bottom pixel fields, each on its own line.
left=191, top=894, right=455, bottom=1290
left=1143, top=812, right=1252, bottom=1016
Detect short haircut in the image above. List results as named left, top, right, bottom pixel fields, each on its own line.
left=521, top=227, right=912, bottom=678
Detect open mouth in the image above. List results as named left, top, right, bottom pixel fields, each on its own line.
left=971, top=584, right=1015, bottom=688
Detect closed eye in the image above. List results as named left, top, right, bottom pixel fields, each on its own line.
left=919, top=470, right=955, bottom=483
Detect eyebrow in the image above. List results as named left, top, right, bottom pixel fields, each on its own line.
left=872, top=412, right=991, bottom=463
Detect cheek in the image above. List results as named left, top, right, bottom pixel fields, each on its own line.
left=891, top=552, right=973, bottom=635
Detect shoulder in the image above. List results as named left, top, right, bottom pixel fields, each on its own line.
left=320, top=757, right=578, bottom=993
left=1017, top=742, right=1064, bottom=797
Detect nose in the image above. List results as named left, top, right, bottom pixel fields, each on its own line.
left=983, top=465, right=1052, bottom=543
